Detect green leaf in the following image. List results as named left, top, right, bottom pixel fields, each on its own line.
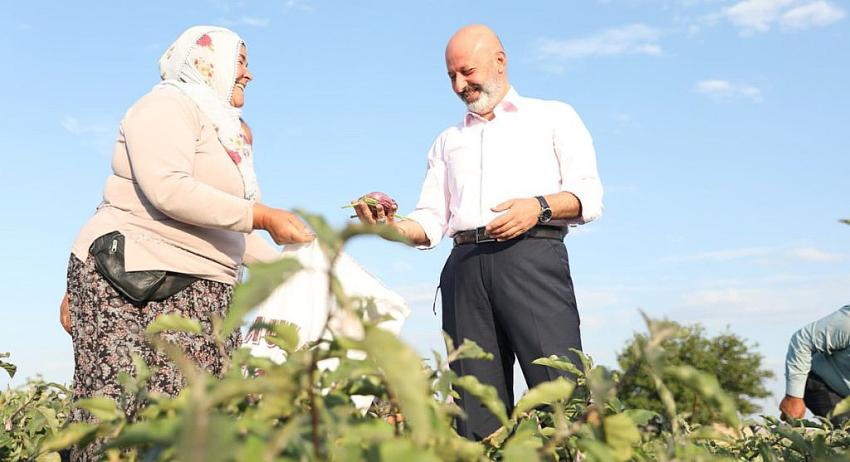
left=378, top=439, right=441, bottom=461
left=532, top=355, right=583, bottom=377
left=832, top=394, right=850, bottom=417
left=482, top=424, right=511, bottom=448
left=771, top=424, right=814, bottom=456
left=1, top=352, right=16, bottom=378
left=74, top=397, right=123, bottom=421
left=664, top=365, right=740, bottom=427
left=294, top=209, right=343, bottom=256
left=208, top=377, right=273, bottom=405
left=361, top=325, right=433, bottom=444
left=602, top=414, right=640, bottom=462
left=35, top=452, right=62, bottom=462
left=263, top=322, right=301, bottom=354
left=454, top=375, right=509, bottom=427
left=448, top=338, right=494, bottom=363
left=338, top=419, right=395, bottom=443
left=580, top=439, right=618, bottom=460
left=146, top=313, right=202, bottom=335
left=39, top=422, right=99, bottom=453
left=502, top=437, right=541, bottom=461
left=442, top=331, right=456, bottom=356
left=621, top=409, right=658, bottom=426
left=107, top=417, right=181, bottom=447
left=36, top=407, right=60, bottom=431
left=339, top=222, right=410, bottom=245
left=224, top=257, right=303, bottom=338
left=177, top=412, right=236, bottom=462
left=239, top=434, right=266, bottom=462
left=346, top=376, right=385, bottom=397
left=587, top=366, right=617, bottom=407
left=512, top=377, right=575, bottom=419
left=502, top=418, right=542, bottom=461
left=686, top=426, right=735, bottom=443
left=572, top=348, right=594, bottom=375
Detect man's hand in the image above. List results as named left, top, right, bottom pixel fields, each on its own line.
left=253, top=204, right=315, bottom=245
left=485, top=197, right=541, bottom=241
left=60, top=293, right=71, bottom=335
left=779, top=395, right=806, bottom=420
left=350, top=198, right=432, bottom=247
left=352, top=200, right=395, bottom=225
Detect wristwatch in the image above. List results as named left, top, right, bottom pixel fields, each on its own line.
left=535, top=196, right=552, bottom=223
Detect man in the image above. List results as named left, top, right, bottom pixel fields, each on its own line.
left=353, top=24, right=602, bottom=440
left=780, top=305, right=850, bottom=426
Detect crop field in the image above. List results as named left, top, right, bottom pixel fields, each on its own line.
left=3, top=215, right=850, bottom=462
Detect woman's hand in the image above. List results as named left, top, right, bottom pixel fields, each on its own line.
left=253, top=203, right=315, bottom=245
left=60, top=293, right=71, bottom=335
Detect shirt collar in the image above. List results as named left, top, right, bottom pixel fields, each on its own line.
left=463, top=86, right=521, bottom=127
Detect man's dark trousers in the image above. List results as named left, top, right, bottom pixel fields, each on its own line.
left=441, top=235, right=583, bottom=440
left=804, top=372, right=850, bottom=427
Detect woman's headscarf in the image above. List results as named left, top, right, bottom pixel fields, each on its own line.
left=157, top=26, right=258, bottom=201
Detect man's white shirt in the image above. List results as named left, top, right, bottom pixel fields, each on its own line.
left=407, top=87, right=604, bottom=249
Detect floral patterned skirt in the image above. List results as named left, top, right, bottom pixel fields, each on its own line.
left=66, top=254, right=241, bottom=461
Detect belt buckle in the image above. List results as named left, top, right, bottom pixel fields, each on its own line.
left=475, top=227, right=495, bottom=244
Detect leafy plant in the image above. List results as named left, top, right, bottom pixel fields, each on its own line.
left=1, top=372, right=71, bottom=461
left=3, top=211, right=850, bottom=461
left=616, top=320, right=774, bottom=424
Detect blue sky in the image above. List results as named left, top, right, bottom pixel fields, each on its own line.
left=1, top=0, right=848, bottom=416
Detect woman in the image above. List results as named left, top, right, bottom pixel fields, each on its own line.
left=61, top=26, right=311, bottom=460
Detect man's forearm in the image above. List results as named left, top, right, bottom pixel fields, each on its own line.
left=393, top=220, right=430, bottom=247
left=544, top=191, right=582, bottom=220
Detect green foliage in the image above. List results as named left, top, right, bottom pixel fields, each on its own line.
left=5, top=212, right=850, bottom=460
left=1, top=352, right=16, bottom=378
left=145, top=313, right=203, bottom=335
left=617, top=319, right=774, bottom=424
left=0, top=378, right=71, bottom=461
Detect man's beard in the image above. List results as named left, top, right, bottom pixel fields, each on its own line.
left=458, top=78, right=504, bottom=115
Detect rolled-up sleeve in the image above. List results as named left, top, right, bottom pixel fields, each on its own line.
left=123, top=93, right=255, bottom=233
left=553, top=103, right=603, bottom=224
left=406, top=135, right=450, bottom=250
left=785, top=306, right=850, bottom=397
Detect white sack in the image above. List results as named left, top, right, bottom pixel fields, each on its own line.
left=242, top=240, right=411, bottom=411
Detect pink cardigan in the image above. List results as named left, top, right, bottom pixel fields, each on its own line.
left=71, top=86, right=278, bottom=284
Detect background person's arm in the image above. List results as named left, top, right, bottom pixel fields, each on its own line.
left=781, top=305, right=850, bottom=418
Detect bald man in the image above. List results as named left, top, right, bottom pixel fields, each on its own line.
left=353, top=25, right=603, bottom=440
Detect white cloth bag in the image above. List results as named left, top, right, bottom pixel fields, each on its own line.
left=242, top=240, right=411, bottom=410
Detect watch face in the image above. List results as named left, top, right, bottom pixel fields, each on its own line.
left=540, top=208, right=553, bottom=222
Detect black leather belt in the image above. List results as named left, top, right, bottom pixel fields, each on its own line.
left=453, top=225, right=565, bottom=246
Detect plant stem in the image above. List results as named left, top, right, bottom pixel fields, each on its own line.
left=306, top=243, right=347, bottom=461
left=5, top=385, right=43, bottom=430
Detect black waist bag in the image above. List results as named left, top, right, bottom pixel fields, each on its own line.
left=89, top=231, right=198, bottom=306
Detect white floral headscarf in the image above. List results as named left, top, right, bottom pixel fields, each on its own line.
left=156, top=25, right=258, bottom=201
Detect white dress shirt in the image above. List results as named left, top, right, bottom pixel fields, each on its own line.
left=406, top=87, right=603, bottom=249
